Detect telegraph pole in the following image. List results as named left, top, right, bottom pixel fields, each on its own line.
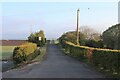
left=76, top=9, right=80, bottom=45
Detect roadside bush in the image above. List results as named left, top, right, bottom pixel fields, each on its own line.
left=92, top=49, right=120, bottom=74
left=61, top=41, right=120, bottom=76
left=85, top=39, right=104, bottom=48
left=13, top=42, right=37, bottom=64
left=61, top=41, right=88, bottom=60
left=59, top=31, right=86, bottom=45
left=28, top=30, right=46, bottom=47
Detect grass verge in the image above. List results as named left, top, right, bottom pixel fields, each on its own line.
left=32, top=45, right=47, bottom=63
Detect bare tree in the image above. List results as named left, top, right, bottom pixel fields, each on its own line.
left=80, top=26, right=101, bottom=41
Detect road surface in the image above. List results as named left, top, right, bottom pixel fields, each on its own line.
left=3, top=44, right=106, bottom=78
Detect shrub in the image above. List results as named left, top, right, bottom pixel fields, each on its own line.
left=61, top=41, right=88, bottom=60
left=92, top=49, right=120, bottom=74
left=61, top=41, right=120, bottom=76
left=85, top=39, right=104, bottom=48
left=13, top=42, right=37, bottom=64
left=102, top=24, right=120, bottom=50
left=28, top=30, right=46, bottom=47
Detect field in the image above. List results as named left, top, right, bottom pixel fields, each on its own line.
left=0, top=46, right=16, bottom=60
left=0, top=40, right=26, bottom=60
left=1, top=45, right=46, bottom=61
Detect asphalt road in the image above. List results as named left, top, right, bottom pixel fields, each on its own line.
left=2, top=44, right=106, bottom=78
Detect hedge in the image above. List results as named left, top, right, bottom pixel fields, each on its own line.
left=61, top=41, right=120, bottom=75
left=92, top=49, right=120, bottom=74
left=13, top=42, right=37, bottom=64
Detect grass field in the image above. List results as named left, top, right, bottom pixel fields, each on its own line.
left=0, top=46, right=16, bottom=60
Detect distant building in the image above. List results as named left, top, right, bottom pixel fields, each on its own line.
left=118, top=1, right=120, bottom=23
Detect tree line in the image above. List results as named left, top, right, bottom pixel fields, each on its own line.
left=28, top=30, right=46, bottom=47
left=102, top=24, right=120, bottom=50
left=59, top=26, right=103, bottom=48
left=59, top=23, right=120, bottom=50
left=13, top=30, right=46, bottom=64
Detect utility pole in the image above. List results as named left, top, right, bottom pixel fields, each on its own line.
left=76, top=9, right=80, bottom=45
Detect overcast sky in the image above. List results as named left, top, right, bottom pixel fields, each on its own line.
left=2, top=2, right=118, bottom=40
